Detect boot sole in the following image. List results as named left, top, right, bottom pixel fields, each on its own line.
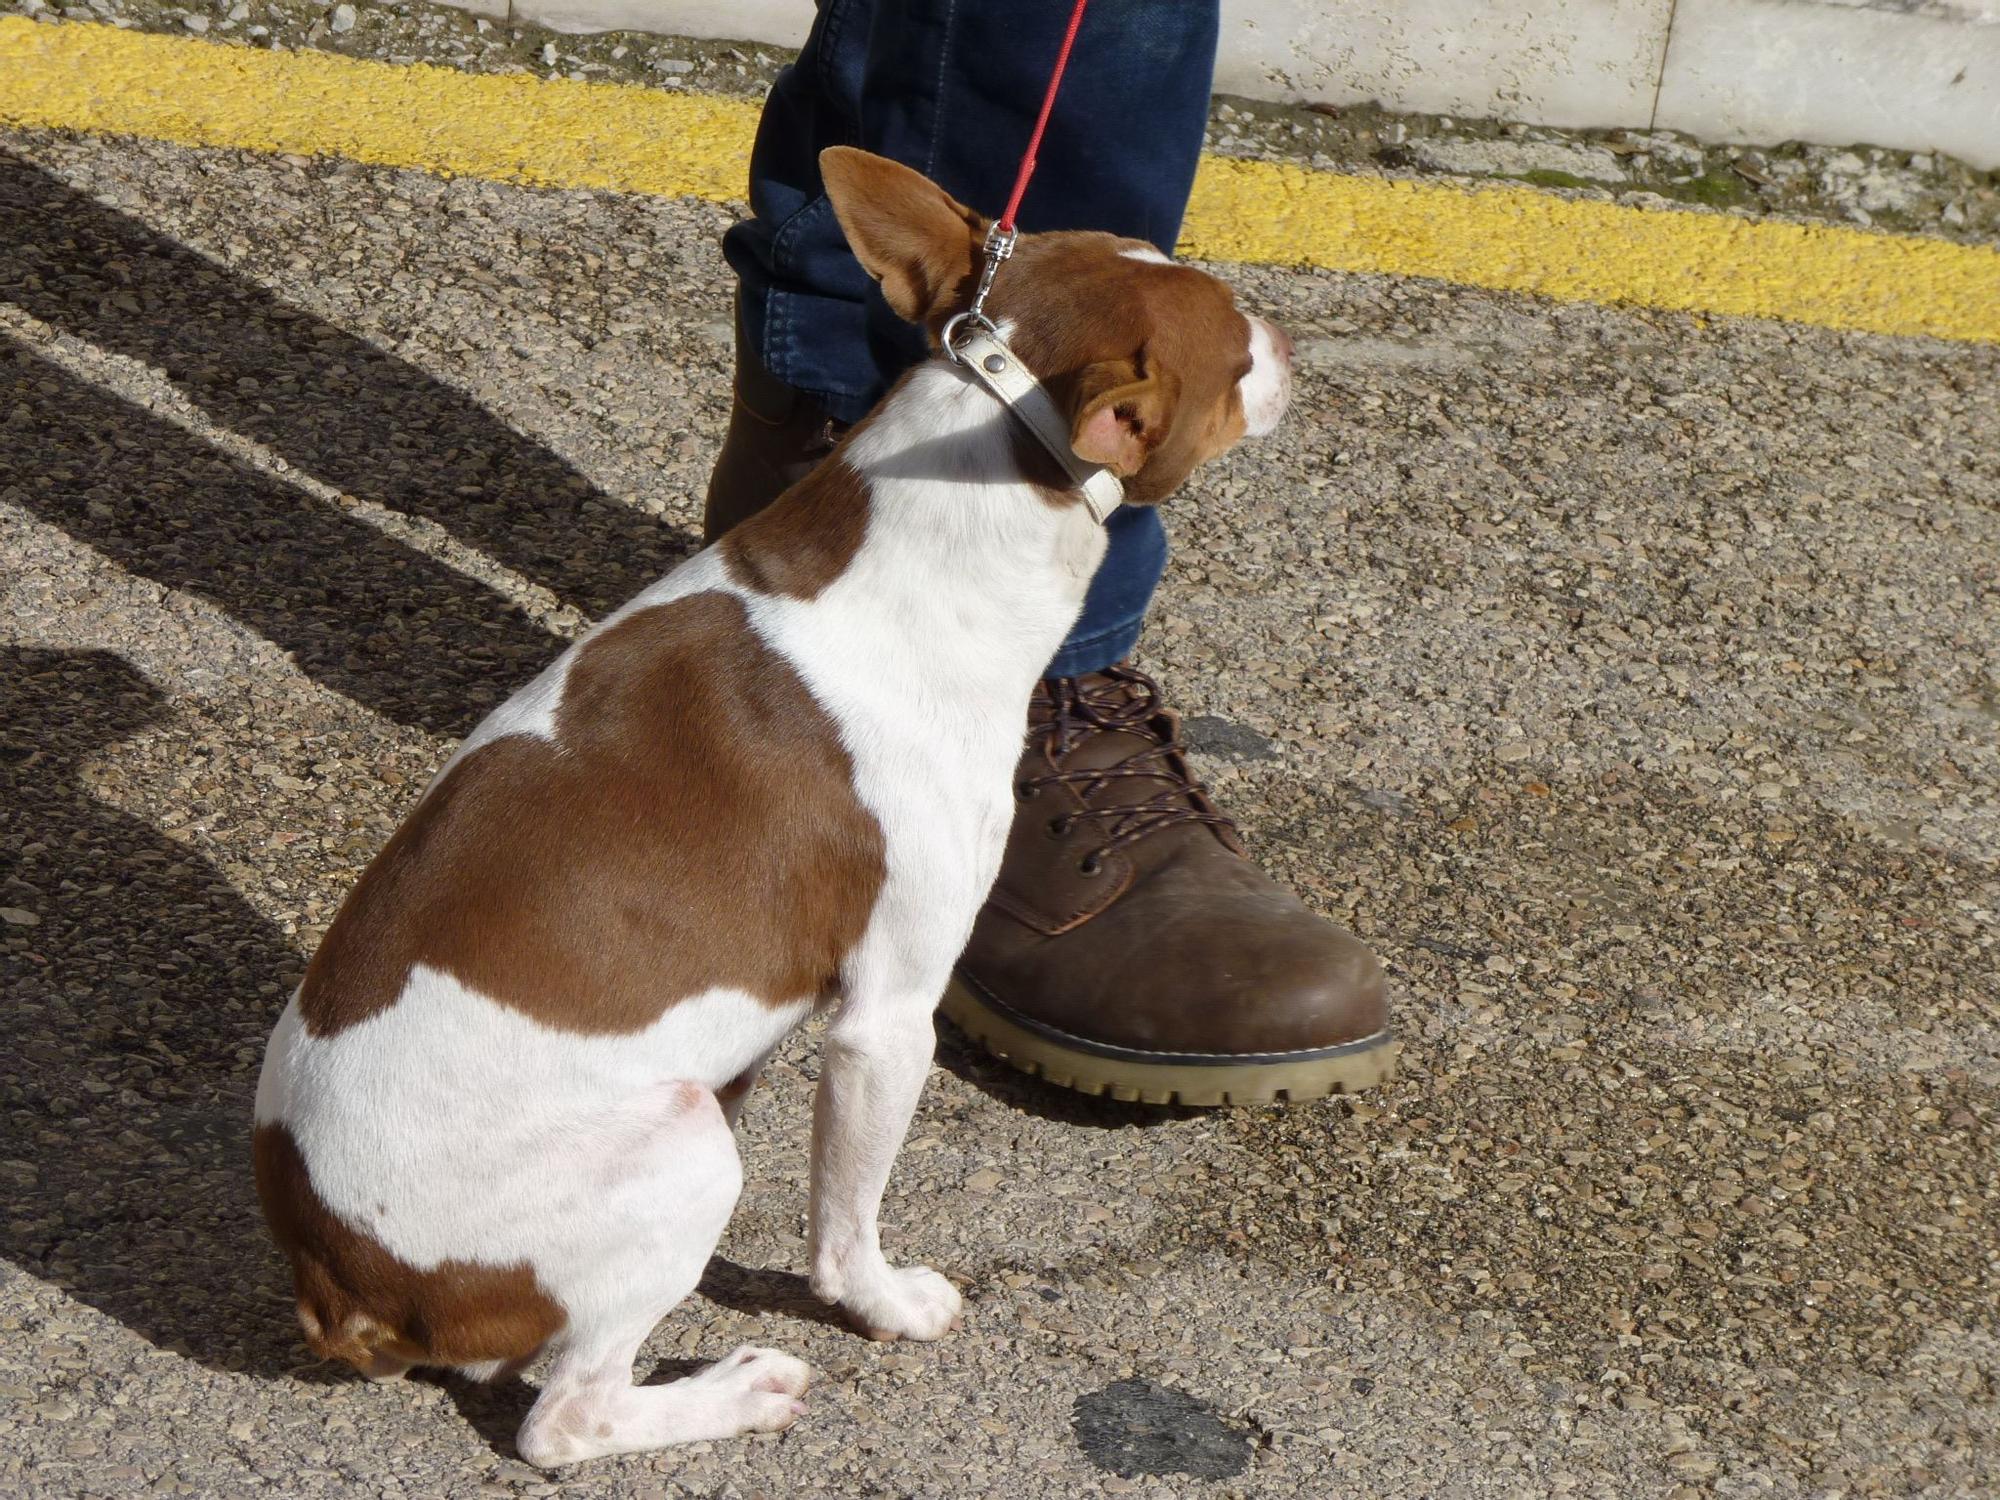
left=940, top=976, right=1397, bottom=1107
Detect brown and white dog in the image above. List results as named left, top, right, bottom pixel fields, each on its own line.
left=253, top=147, right=1293, bottom=1467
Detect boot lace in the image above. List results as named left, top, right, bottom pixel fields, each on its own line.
left=1016, top=665, right=1237, bottom=874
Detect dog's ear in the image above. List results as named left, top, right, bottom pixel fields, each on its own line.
left=820, top=147, right=986, bottom=325
left=1068, top=359, right=1181, bottom=478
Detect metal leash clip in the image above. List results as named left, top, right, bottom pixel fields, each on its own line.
left=943, top=221, right=1018, bottom=363
left=938, top=224, right=1121, bottom=524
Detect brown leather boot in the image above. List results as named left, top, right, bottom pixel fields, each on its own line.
left=702, top=311, right=845, bottom=543
left=944, top=666, right=1394, bottom=1105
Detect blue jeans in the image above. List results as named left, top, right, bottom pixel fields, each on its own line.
left=723, top=0, right=1220, bottom=677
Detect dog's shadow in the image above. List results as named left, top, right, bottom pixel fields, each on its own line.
left=0, top=153, right=696, bottom=1378
left=0, top=648, right=307, bottom=1377
left=695, top=1255, right=850, bottom=1332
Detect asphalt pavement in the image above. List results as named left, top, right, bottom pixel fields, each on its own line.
left=1, top=25, right=1996, bottom=1500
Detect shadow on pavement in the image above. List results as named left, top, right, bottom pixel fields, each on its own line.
left=0, top=153, right=697, bottom=1375
left=2, top=339, right=557, bottom=736
left=933, top=1016, right=1208, bottom=1129
left=0, top=152, right=685, bottom=633
left=697, top=1254, right=850, bottom=1333
left=0, top=648, right=302, bottom=1377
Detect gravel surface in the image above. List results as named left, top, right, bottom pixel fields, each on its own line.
left=1, top=102, right=1996, bottom=1500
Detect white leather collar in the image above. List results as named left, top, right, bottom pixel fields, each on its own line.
left=948, top=328, right=1124, bottom=526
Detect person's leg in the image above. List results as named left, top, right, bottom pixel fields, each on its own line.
left=716, top=0, right=1216, bottom=671
left=709, top=0, right=1392, bottom=1105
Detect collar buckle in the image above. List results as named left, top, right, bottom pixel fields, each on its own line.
left=951, top=327, right=1123, bottom=526
left=940, top=223, right=1120, bottom=525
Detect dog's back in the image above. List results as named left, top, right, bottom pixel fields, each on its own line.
left=253, top=552, right=883, bottom=1378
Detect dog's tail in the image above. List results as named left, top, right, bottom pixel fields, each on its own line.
left=252, top=1122, right=564, bottom=1380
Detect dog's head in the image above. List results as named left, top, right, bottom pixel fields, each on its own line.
left=821, top=147, right=1292, bottom=507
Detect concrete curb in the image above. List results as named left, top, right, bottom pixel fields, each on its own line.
left=431, top=0, right=2000, bottom=170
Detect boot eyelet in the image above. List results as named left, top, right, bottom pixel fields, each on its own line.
left=1015, top=782, right=1040, bottom=802
left=1046, top=817, right=1069, bottom=838
left=1077, top=855, right=1104, bottom=878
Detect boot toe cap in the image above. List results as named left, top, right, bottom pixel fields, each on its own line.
left=968, top=854, right=1391, bottom=1062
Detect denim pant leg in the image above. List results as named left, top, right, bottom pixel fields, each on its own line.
left=723, top=0, right=1220, bottom=677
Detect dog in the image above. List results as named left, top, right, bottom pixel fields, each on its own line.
left=253, top=145, right=1293, bottom=1467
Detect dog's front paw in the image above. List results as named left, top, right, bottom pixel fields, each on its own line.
left=834, top=1265, right=963, bottom=1342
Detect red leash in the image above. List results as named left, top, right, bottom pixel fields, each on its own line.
left=996, top=0, right=1092, bottom=235
left=947, top=0, right=1092, bottom=357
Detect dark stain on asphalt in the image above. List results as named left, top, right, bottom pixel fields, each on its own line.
left=1072, top=1378, right=1251, bottom=1479
left=1181, top=713, right=1279, bottom=762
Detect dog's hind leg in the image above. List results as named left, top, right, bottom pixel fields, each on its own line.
left=515, top=1081, right=811, bottom=1468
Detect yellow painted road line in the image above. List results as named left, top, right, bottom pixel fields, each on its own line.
left=4, top=17, right=1998, bottom=344
left=0, top=15, right=762, bottom=200
left=1182, top=158, right=2000, bottom=346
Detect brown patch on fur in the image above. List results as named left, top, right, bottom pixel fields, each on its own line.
left=991, top=233, right=1258, bottom=507
left=719, top=455, right=872, bottom=600
left=298, top=590, right=887, bottom=1036
left=253, top=1123, right=565, bottom=1375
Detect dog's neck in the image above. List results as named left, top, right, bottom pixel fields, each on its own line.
left=802, top=357, right=1109, bottom=700
left=841, top=357, right=1092, bottom=534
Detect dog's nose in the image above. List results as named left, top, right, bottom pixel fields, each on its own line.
left=1260, top=318, right=1294, bottom=367
left=1241, top=317, right=1293, bottom=438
